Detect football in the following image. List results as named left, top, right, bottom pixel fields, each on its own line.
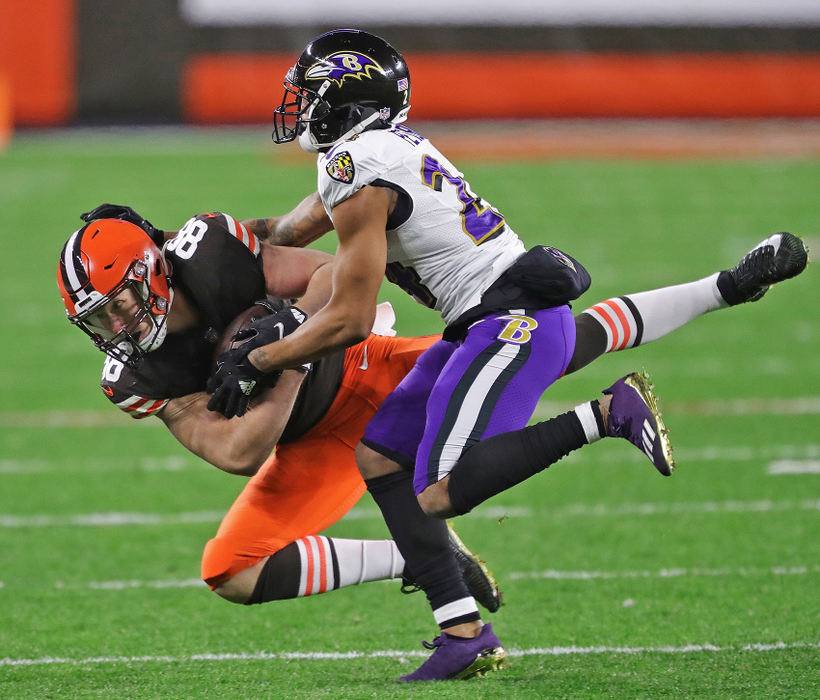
left=212, top=302, right=275, bottom=367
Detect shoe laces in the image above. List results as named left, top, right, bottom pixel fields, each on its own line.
left=737, top=245, right=776, bottom=282
left=421, top=635, right=445, bottom=650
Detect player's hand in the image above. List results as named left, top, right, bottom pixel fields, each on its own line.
left=205, top=306, right=308, bottom=418
left=235, top=305, right=308, bottom=350
left=80, top=203, right=165, bottom=247
left=206, top=349, right=274, bottom=419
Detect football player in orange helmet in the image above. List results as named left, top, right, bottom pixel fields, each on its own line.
left=57, top=206, right=503, bottom=647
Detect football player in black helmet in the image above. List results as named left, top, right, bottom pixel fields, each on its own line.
left=273, top=28, right=411, bottom=153
left=217, top=28, right=808, bottom=683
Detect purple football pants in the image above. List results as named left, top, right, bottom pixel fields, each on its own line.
left=362, top=306, right=576, bottom=495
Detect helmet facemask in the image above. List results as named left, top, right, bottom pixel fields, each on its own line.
left=272, top=68, right=328, bottom=146
left=70, top=264, right=172, bottom=367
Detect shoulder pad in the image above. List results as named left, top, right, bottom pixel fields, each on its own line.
left=100, top=356, right=169, bottom=419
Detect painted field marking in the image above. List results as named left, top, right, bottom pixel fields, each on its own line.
left=36, top=563, right=817, bottom=593
left=678, top=444, right=820, bottom=462
left=2, top=396, right=819, bottom=430
left=532, top=396, right=820, bottom=420
left=0, top=456, right=193, bottom=474
left=768, top=460, right=820, bottom=475
left=507, top=564, right=820, bottom=581
left=0, top=511, right=227, bottom=527
left=65, top=578, right=206, bottom=590
left=59, top=578, right=207, bottom=591
left=1, top=641, right=817, bottom=668
left=1, top=445, right=818, bottom=476
left=0, top=411, right=157, bottom=428
left=0, top=506, right=528, bottom=528
left=2, top=499, right=819, bottom=528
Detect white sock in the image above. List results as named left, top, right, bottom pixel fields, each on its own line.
left=574, top=401, right=604, bottom=443
left=581, top=273, right=726, bottom=351
left=295, top=536, right=405, bottom=595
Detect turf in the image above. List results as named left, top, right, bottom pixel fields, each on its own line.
left=0, top=126, right=818, bottom=698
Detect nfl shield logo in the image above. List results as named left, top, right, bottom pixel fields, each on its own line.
left=326, top=151, right=355, bottom=183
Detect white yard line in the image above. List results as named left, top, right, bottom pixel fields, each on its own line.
left=0, top=411, right=157, bottom=428
left=0, top=511, right=228, bottom=527
left=64, top=578, right=207, bottom=590
left=678, top=445, right=820, bottom=462
left=2, top=396, right=819, bottom=430
left=3, top=499, right=819, bottom=528
left=768, top=460, right=820, bottom=475
left=78, top=579, right=205, bottom=590
left=507, top=564, right=820, bottom=581
left=0, top=456, right=194, bottom=474
left=532, top=396, right=820, bottom=419
left=43, top=563, right=817, bottom=593
left=2, top=445, right=818, bottom=475
left=1, top=641, right=817, bottom=668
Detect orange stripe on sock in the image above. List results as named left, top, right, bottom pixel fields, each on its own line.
left=316, top=537, right=328, bottom=594
left=591, top=304, right=620, bottom=352
left=602, top=299, right=632, bottom=350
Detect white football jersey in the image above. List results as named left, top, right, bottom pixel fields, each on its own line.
left=316, top=124, right=526, bottom=325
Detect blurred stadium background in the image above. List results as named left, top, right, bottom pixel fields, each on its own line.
left=2, top=0, right=820, bottom=131
left=1, top=2, right=818, bottom=697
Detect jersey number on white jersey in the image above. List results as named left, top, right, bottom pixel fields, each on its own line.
left=385, top=261, right=437, bottom=308
left=421, top=155, right=506, bottom=245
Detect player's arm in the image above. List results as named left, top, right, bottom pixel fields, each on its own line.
left=247, top=185, right=391, bottom=370
left=242, top=192, right=332, bottom=247
left=159, top=371, right=307, bottom=476
left=260, top=244, right=334, bottom=316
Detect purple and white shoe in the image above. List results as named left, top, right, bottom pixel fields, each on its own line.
left=398, top=623, right=506, bottom=682
left=603, top=371, right=675, bottom=476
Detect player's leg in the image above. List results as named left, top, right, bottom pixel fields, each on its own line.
left=358, top=336, right=505, bottom=680
left=416, top=307, right=578, bottom=517
left=202, top=433, right=403, bottom=604
left=414, top=308, right=673, bottom=519
left=567, top=232, right=808, bottom=374
left=358, top=337, right=485, bottom=632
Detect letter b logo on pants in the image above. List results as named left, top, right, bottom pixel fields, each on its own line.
left=497, top=315, right=538, bottom=344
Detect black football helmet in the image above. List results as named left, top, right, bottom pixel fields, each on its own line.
left=273, top=29, right=411, bottom=153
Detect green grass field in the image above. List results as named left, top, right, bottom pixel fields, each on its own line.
left=0, top=126, right=818, bottom=698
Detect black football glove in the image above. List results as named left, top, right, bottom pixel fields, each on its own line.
left=80, top=203, right=165, bottom=247
left=233, top=305, right=308, bottom=350
left=206, top=306, right=308, bottom=419
left=206, top=349, right=274, bottom=419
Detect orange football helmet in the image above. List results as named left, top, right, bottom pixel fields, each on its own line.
left=57, top=218, right=173, bottom=366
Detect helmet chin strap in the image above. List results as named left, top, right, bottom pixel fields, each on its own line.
left=143, top=283, right=174, bottom=352
left=297, top=76, right=392, bottom=153
left=298, top=127, right=321, bottom=154
left=299, top=111, right=383, bottom=154
left=140, top=318, right=168, bottom=353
